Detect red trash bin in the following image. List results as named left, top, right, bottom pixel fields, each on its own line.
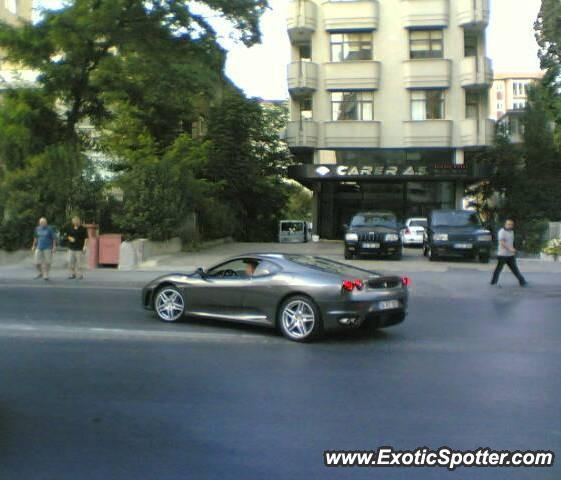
left=98, top=234, right=122, bottom=266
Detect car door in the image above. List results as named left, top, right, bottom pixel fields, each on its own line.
left=186, top=258, right=254, bottom=322
left=242, top=260, right=285, bottom=325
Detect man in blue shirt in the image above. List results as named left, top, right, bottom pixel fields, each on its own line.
left=31, top=217, right=57, bottom=280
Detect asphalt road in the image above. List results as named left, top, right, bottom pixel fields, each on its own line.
left=1, top=270, right=560, bottom=480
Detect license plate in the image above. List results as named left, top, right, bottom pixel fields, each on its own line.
left=362, top=242, right=380, bottom=249
left=454, top=243, right=473, bottom=249
left=379, top=300, right=400, bottom=310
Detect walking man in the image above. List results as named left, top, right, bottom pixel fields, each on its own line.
left=490, top=219, right=527, bottom=287
left=64, top=216, right=88, bottom=279
left=31, top=217, right=56, bottom=281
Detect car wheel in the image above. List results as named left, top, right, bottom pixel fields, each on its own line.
left=479, top=252, right=490, bottom=264
left=428, top=246, right=438, bottom=262
left=278, top=295, right=322, bottom=342
left=154, top=286, right=185, bottom=323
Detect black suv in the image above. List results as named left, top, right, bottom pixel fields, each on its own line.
left=344, top=211, right=402, bottom=260
left=423, top=209, right=493, bottom=263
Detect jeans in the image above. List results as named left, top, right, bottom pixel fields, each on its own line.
left=491, top=256, right=526, bottom=285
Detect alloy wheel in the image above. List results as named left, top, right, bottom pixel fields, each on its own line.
left=155, top=287, right=185, bottom=322
left=281, top=300, right=316, bottom=340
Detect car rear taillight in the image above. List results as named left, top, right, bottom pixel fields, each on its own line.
left=401, top=276, right=412, bottom=287
left=342, top=279, right=364, bottom=292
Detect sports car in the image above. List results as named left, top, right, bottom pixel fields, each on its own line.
left=142, top=254, right=410, bottom=342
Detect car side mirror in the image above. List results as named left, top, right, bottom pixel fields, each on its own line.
left=196, top=267, right=206, bottom=277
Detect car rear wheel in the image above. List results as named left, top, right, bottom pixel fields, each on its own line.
left=278, top=295, right=322, bottom=342
left=154, top=286, right=185, bottom=323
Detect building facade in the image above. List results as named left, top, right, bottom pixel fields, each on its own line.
left=285, top=0, right=495, bottom=239
left=489, top=72, right=544, bottom=120
left=0, top=0, right=34, bottom=91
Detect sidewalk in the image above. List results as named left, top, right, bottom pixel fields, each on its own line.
left=1, top=241, right=561, bottom=285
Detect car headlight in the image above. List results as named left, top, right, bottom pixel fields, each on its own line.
left=478, top=234, right=492, bottom=242
left=433, top=233, right=448, bottom=241
left=345, top=233, right=358, bottom=242
left=384, top=233, right=399, bottom=242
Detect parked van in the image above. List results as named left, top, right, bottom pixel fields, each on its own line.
left=279, top=220, right=310, bottom=243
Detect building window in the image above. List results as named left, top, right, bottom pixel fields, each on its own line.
left=513, top=101, right=526, bottom=110
left=466, top=92, right=480, bottom=119
left=330, top=32, right=372, bottom=62
left=464, top=31, right=478, bottom=57
left=496, top=82, right=504, bottom=91
left=299, top=98, right=313, bottom=121
left=5, top=0, right=18, bottom=14
left=497, top=102, right=504, bottom=111
left=513, top=82, right=527, bottom=96
left=411, top=90, right=444, bottom=120
left=409, top=30, right=443, bottom=59
left=299, top=44, right=312, bottom=62
left=331, top=91, right=374, bottom=121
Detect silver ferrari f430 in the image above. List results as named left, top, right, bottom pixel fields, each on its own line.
left=142, top=254, right=410, bottom=342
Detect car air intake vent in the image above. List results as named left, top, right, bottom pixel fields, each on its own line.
left=358, top=232, right=383, bottom=242
left=368, top=276, right=401, bottom=289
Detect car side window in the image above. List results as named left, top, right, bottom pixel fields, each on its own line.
left=253, top=260, right=280, bottom=278
left=207, top=259, right=252, bottom=278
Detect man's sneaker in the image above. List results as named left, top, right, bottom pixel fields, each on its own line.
left=520, top=282, right=528, bottom=287
left=44, top=277, right=49, bottom=281
left=68, top=275, right=76, bottom=279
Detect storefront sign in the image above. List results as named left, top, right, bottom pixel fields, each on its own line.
left=302, top=163, right=470, bottom=179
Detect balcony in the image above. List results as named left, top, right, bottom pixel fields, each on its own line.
left=287, top=61, right=319, bottom=97
left=287, top=0, right=317, bottom=44
left=403, top=59, right=451, bottom=89
left=459, top=56, right=493, bottom=89
left=401, top=0, right=449, bottom=29
left=323, top=0, right=379, bottom=31
left=403, top=120, right=453, bottom=147
left=460, top=118, right=495, bottom=147
left=286, top=121, right=319, bottom=149
left=324, top=121, right=381, bottom=148
left=457, top=0, right=490, bottom=30
left=324, top=61, right=381, bottom=90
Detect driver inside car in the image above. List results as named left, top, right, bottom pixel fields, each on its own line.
left=244, top=260, right=258, bottom=277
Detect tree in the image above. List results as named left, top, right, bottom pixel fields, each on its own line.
left=205, top=89, right=292, bottom=241
left=0, top=0, right=270, bottom=248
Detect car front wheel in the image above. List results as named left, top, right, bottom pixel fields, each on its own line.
left=154, top=286, right=185, bottom=323
left=278, top=295, right=322, bottom=342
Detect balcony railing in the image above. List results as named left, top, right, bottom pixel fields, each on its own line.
left=322, top=0, right=379, bottom=31
left=324, top=121, right=381, bottom=148
left=403, top=120, right=453, bottom=147
left=457, top=0, right=490, bottom=30
left=324, top=61, right=381, bottom=90
left=401, top=0, right=449, bottom=29
left=287, top=0, right=317, bottom=44
left=403, top=59, right=451, bottom=89
left=459, top=56, right=493, bottom=89
left=287, top=61, right=319, bottom=97
left=286, top=121, right=319, bottom=149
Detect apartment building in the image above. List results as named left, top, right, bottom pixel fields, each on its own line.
left=285, top=0, right=495, bottom=239
left=0, top=0, right=34, bottom=89
left=489, top=72, right=544, bottom=120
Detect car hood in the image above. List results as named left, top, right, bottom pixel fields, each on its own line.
left=431, top=226, right=486, bottom=234
left=347, top=226, right=399, bottom=234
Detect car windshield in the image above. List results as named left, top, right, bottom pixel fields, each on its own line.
left=286, top=255, right=374, bottom=278
left=409, top=219, right=427, bottom=227
left=350, top=213, right=397, bottom=228
left=431, top=211, right=481, bottom=227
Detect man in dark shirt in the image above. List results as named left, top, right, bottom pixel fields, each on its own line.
left=64, top=216, right=88, bottom=279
